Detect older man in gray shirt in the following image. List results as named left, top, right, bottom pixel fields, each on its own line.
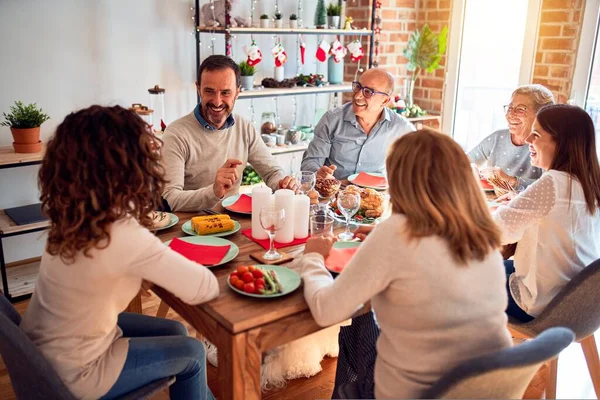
left=301, top=68, right=414, bottom=180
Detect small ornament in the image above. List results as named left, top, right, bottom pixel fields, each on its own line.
left=300, top=36, right=306, bottom=64
left=316, top=40, right=331, bottom=62
left=329, top=39, right=347, bottom=63
left=244, top=41, right=263, bottom=66
left=346, top=40, right=364, bottom=62
left=343, top=16, right=353, bottom=30
left=271, top=42, right=288, bottom=67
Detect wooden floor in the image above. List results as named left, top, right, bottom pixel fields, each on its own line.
left=0, top=291, right=548, bottom=400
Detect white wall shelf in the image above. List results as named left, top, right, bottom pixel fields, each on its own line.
left=239, top=83, right=352, bottom=99
left=197, top=27, right=372, bottom=36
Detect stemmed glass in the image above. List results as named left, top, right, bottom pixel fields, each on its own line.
left=337, top=191, right=361, bottom=241
left=295, top=171, right=316, bottom=195
left=259, top=205, right=286, bottom=260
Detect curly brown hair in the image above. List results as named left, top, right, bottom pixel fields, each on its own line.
left=39, top=105, right=166, bottom=263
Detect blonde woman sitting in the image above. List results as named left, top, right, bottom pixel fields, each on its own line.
left=298, top=129, right=512, bottom=398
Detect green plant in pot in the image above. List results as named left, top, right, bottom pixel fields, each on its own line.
left=402, top=24, right=448, bottom=115
left=239, top=61, right=256, bottom=91
left=1, top=101, right=50, bottom=153
left=260, top=14, right=269, bottom=28
left=289, top=13, right=298, bottom=29
left=326, top=3, right=342, bottom=29
left=274, top=12, right=283, bottom=28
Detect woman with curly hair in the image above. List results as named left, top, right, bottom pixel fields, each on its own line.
left=20, top=105, right=218, bottom=400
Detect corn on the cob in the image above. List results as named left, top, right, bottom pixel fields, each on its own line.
left=191, top=214, right=230, bottom=232
left=193, top=218, right=235, bottom=235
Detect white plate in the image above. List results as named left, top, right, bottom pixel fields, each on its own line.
left=164, top=236, right=239, bottom=267
left=347, top=172, right=388, bottom=190
left=181, top=219, right=241, bottom=237
left=222, top=193, right=253, bottom=214
left=151, top=212, right=179, bottom=231
left=328, top=208, right=381, bottom=226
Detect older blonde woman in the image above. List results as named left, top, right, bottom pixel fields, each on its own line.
left=469, top=84, right=555, bottom=191
left=299, top=129, right=512, bottom=399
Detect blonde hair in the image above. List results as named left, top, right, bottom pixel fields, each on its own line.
left=512, top=84, right=555, bottom=110
left=386, top=129, right=502, bottom=264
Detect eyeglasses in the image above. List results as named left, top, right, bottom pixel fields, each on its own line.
left=503, top=104, right=528, bottom=116
left=352, top=81, right=390, bottom=99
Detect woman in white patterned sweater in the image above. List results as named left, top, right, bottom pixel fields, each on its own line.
left=493, top=104, right=600, bottom=321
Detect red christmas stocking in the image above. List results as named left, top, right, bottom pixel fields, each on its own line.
left=300, top=38, right=306, bottom=64
left=271, top=43, right=288, bottom=67
left=316, top=40, right=331, bottom=62
left=244, top=41, right=263, bottom=66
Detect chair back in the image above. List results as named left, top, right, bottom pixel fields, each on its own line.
left=510, top=258, right=600, bottom=341
left=0, top=295, right=76, bottom=400
left=422, top=327, right=574, bottom=399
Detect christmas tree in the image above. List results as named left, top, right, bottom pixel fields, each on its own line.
left=314, top=0, right=327, bottom=27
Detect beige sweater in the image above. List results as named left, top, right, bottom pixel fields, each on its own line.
left=299, top=214, right=512, bottom=399
left=20, top=217, right=219, bottom=399
left=161, top=111, right=286, bottom=212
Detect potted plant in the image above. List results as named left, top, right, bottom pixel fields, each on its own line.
left=326, top=3, right=342, bottom=29
left=260, top=14, right=269, bottom=28
left=274, top=12, right=283, bottom=28
left=239, top=61, right=256, bottom=90
left=314, top=0, right=327, bottom=29
left=1, top=101, right=50, bottom=153
left=402, top=24, right=448, bottom=110
left=289, top=14, right=298, bottom=29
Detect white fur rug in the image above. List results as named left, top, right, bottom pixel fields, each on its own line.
left=204, top=322, right=348, bottom=390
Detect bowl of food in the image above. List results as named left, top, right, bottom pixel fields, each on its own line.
left=314, top=177, right=341, bottom=199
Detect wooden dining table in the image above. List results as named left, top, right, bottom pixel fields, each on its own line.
left=151, top=208, right=332, bottom=400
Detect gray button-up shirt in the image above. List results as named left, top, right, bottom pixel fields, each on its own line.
left=301, top=102, right=415, bottom=180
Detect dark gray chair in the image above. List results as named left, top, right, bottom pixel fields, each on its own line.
left=338, top=327, right=574, bottom=399
left=508, top=258, right=600, bottom=399
left=0, top=295, right=174, bottom=400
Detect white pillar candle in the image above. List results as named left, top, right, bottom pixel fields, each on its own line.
left=274, top=189, right=295, bottom=243
left=251, top=186, right=273, bottom=240
left=293, top=195, right=310, bottom=239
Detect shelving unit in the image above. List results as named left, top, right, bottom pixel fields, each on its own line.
left=196, top=27, right=373, bottom=36
left=239, top=83, right=352, bottom=99
left=0, top=145, right=47, bottom=301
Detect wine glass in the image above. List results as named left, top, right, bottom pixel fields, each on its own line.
left=259, top=205, right=286, bottom=261
left=337, top=191, right=361, bottom=241
left=295, top=170, right=316, bottom=195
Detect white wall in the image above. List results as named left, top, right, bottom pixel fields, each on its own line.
left=0, top=0, right=336, bottom=262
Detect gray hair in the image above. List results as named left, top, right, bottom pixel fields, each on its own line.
left=511, top=84, right=555, bottom=111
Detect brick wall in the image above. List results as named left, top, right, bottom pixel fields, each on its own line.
left=532, top=0, right=586, bottom=104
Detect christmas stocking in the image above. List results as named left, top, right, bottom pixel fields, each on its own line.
left=271, top=43, right=288, bottom=67
left=316, top=40, right=331, bottom=62
left=300, top=37, right=306, bottom=65
left=347, top=40, right=364, bottom=62
left=244, top=41, right=262, bottom=66
left=329, top=39, right=347, bottom=63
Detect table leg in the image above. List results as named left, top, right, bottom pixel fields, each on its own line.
left=217, top=325, right=261, bottom=400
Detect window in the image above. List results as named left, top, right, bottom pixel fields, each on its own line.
left=443, top=0, right=541, bottom=151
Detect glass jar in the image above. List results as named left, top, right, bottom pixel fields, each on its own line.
left=148, top=85, right=166, bottom=131
left=260, top=112, right=277, bottom=134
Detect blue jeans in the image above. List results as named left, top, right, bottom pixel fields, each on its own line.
left=100, top=313, right=215, bottom=400
left=504, top=260, right=535, bottom=323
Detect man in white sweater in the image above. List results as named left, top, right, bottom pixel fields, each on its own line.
left=162, top=55, right=297, bottom=212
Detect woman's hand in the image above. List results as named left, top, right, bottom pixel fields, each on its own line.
left=495, top=191, right=517, bottom=204
left=304, top=236, right=336, bottom=259
left=354, top=225, right=374, bottom=241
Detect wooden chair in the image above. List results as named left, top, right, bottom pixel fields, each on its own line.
left=0, top=295, right=174, bottom=400
left=508, top=258, right=600, bottom=399
left=338, top=327, right=574, bottom=399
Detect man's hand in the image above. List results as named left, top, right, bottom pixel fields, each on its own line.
left=317, top=165, right=337, bottom=179
left=304, top=235, right=336, bottom=259
left=354, top=225, right=375, bottom=242
left=214, top=158, right=243, bottom=199
left=279, top=176, right=299, bottom=191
